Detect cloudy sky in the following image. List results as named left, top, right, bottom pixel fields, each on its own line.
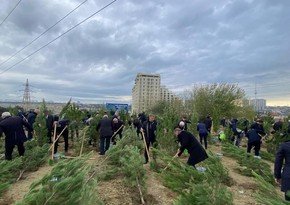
left=0, top=0, right=289, bottom=106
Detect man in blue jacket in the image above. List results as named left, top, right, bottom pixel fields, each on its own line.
left=0, top=112, right=33, bottom=160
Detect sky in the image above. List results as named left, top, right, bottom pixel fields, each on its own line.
left=0, top=0, right=289, bottom=106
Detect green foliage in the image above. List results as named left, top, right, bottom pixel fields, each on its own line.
left=174, top=181, right=233, bottom=205
left=21, top=140, right=49, bottom=172
left=222, top=143, right=274, bottom=184
left=0, top=140, right=48, bottom=196
left=266, top=119, right=290, bottom=155
left=34, top=100, right=48, bottom=146
left=0, top=158, right=22, bottom=195
left=186, top=83, right=253, bottom=131
left=253, top=172, right=290, bottom=205
left=16, top=155, right=104, bottom=205
left=156, top=151, right=233, bottom=204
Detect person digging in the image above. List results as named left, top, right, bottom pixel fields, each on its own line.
left=173, top=127, right=208, bottom=168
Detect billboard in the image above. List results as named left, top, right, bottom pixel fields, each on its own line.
left=106, top=103, right=129, bottom=113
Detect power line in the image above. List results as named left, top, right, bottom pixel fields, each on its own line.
left=0, top=0, right=118, bottom=75
left=0, top=0, right=22, bottom=27
left=0, top=0, right=89, bottom=69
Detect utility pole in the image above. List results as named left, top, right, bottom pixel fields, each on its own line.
left=22, top=79, right=31, bottom=111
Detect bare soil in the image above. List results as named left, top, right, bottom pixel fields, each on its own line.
left=0, top=140, right=284, bottom=205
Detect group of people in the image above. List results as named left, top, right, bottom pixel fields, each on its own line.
left=96, top=113, right=124, bottom=155
left=1, top=109, right=290, bottom=201
left=0, top=110, right=71, bottom=160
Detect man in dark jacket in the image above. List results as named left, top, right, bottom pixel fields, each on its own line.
left=273, top=119, right=283, bottom=133
left=246, top=124, right=265, bottom=159
left=174, top=127, right=208, bottom=167
left=274, top=139, right=290, bottom=201
left=133, top=117, right=142, bottom=138
left=0, top=112, right=33, bottom=160
left=26, top=108, right=39, bottom=140
left=53, top=115, right=70, bottom=154
left=112, top=117, right=125, bottom=144
left=140, top=114, right=157, bottom=164
left=177, top=116, right=191, bottom=131
left=44, top=110, right=54, bottom=143
left=96, top=115, right=113, bottom=155
left=204, top=115, right=212, bottom=133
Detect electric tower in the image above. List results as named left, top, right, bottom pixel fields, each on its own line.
left=22, top=79, right=31, bottom=111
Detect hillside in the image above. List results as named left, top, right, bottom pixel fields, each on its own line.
left=0, top=130, right=286, bottom=205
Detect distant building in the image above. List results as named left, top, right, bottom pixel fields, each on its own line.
left=160, top=86, right=179, bottom=103
left=132, top=73, right=161, bottom=114
left=132, top=73, right=179, bottom=114
left=250, top=99, right=266, bottom=112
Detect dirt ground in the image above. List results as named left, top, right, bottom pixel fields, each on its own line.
left=0, top=140, right=284, bottom=205
left=0, top=164, right=53, bottom=205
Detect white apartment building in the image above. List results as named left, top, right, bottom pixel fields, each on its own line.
left=160, top=86, right=179, bottom=103
left=132, top=73, right=161, bottom=114
left=250, top=99, right=266, bottom=112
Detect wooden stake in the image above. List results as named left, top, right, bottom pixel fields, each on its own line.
left=163, top=151, right=179, bottom=171
left=141, top=131, right=151, bottom=162
left=51, top=123, right=57, bottom=160
left=110, top=124, right=125, bottom=144
left=136, top=176, right=145, bottom=205
left=79, top=126, right=89, bottom=157
left=48, top=125, right=68, bottom=152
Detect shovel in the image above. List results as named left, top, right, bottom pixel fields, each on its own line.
left=110, top=124, right=124, bottom=145
left=141, top=131, right=151, bottom=163
left=163, top=150, right=179, bottom=171
left=49, top=123, right=57, bottom=166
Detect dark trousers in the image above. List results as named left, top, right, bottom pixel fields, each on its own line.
left=187, top=153, right=197, bottom=167
left=5, top=142, right=25, bottom=160
left=144, top=137, right=156, bottom=163
left=199, top=133, right=208, bottom=149
left=247, top=141, right=261, bottom=156
left=47, top=129, right=52, bottom=143
left=286, top=192, right=290, bottom=201
left=27, top=130, right=33, bottom=140
left=111, top=132, right=123, bottom=145
left=100, top=136, right=111, bottom=155
left=54, top=129, right=69, bottom=153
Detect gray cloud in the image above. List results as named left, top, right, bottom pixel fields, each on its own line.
left=0, top=0, right=289, bottom=106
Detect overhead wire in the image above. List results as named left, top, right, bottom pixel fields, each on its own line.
left=0, top=0, right=89, bottom=69
left=0, top=0, right=22, bottom=27
left=0, top=0, right=118, bottom=76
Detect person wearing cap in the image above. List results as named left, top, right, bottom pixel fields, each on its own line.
left=0, top=112, right=33, bottom=160
left=96, top=115, right=113, bottom=155
left=174, top=127, right=208, bottom=167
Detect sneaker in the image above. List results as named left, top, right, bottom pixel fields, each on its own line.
left=254, top=155, right=261, bottom=159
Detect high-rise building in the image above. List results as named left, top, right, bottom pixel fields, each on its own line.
left=160, top=86, right=179, bottom=103
left=132, top=73, right=179, bottom=114
left=132, top=73, right=161, bottom=114
left=250, top=99, right=266, bottom=112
